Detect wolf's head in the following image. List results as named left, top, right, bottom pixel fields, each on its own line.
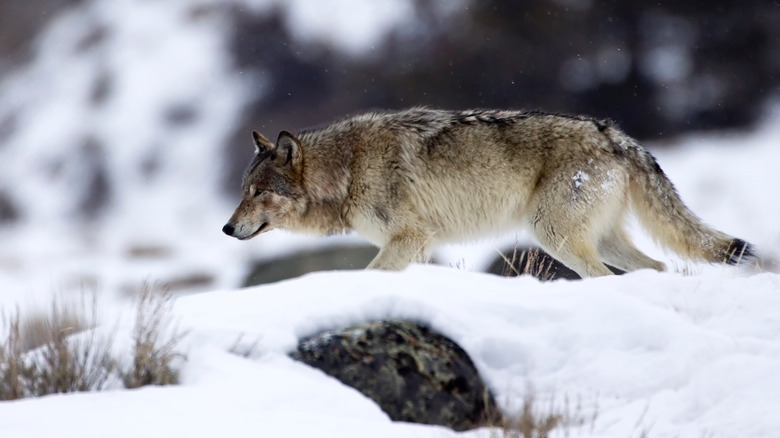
left=222, top=130, right=305, bottom=240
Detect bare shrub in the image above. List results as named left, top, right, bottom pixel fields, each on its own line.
left=17, top=303, right=87, bottom=352
left=228, top=333, right=262, bottom=359
left=0, top=298, right=116, bottom=400
left=121, top=284, right=187, bottom=389
left=671, top=260, right=701, bottom=277
left=1, top=284, right=189, bottom=400
left=0, top=312, right=34, bottom=400
left=496, top=247, right=557, bottom=282
left=488, top=388, right=597, bottom=438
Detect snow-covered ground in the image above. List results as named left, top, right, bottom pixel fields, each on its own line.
left=1, top=1, right=780, bottom=436
left=1, top=267, right=779, bottom=438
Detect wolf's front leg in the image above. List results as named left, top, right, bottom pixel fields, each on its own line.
left=367, top=231, right=433, bottom=270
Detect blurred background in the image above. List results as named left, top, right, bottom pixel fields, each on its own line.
left=0, top=0, right=778, bottom=299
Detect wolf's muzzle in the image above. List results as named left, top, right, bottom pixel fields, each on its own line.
left=222, top=223, right=235, bottom=236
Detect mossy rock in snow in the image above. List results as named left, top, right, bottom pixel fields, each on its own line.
left=291, top=320, right=501, bottom=431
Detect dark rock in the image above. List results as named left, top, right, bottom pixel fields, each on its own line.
left=125, top=244, right=172, bottom=259
left=291, top=320, right=501, bottom=431
left=0, top=0, right=84, bottom=72
left=485, top=245, right=623, bottom=280
left=164, top=104, right=198, bottom=126
left=89, top=69, right=113, bottom=106
left=77, top=136, right=111, bottom=219
left=242, top=245, right=377, bottom=287
left=0, top=113, right=17, bottom=145
left=0, top=190, right=19, bottom=224
left=161, top=273, right=214, bottom=293
left=75, top=24, right=108, bottom=53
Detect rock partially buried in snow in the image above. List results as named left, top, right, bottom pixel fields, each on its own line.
left=291, top=320, right=500, bottom=431
left=485, top=245, right=624, bottom=280
left=485, top=246, right=581, bottom=280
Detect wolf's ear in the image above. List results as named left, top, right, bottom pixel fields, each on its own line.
left=275, top=131, right=302, bottom=168
left=252, top=131, right=274, bottom=154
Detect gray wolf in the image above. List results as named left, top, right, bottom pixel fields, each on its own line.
left=222, top=107, right=753, bottom=277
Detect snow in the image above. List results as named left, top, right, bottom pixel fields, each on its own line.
left=573, top=170, right=590, bottom=188
left=1, top=1, right=780, bottom=436
left=282, top=0, right=416, bottom=57
left=2, top=268, right=780, bottom=437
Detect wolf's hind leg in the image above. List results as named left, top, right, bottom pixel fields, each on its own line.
left=542, top=235, right=614, bottom=278
left=528, top=219, right=613, bottom=278
left=597, top=227, right=666, bottom=273
left=367, top=230, right=432, bottom=271
left=525, top=202, right=614, bottom=277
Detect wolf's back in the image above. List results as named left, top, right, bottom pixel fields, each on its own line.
left=605, top=127, right=753, bottom=265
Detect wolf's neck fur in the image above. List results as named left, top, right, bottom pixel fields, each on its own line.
left=294, top=128, right=356, bottom=235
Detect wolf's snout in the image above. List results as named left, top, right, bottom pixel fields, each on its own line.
left=222, top=223, right=235, bottom=236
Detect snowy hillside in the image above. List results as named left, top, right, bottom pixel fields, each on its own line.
left=2, top=267, right=780, bottom=437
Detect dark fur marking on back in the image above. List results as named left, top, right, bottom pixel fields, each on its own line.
left=647, top=154, right=664, bottom=175
left=425, top=136, right=437, bottom=155
left=512, top=109, right=615, bottom=130
left=454, top=110, right=515, bottom=127
left=610, top=142, right=626, bottom=157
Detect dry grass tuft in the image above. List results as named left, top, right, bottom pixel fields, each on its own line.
left=17, top=305, right=87, bottom=352
left=121, top=283, right=187, bottom=388
left=1, top=284, right=188, bottom=400
left=488, top=388, right=597, bottom=438
left=0, top=298, right=116, bottom=400
left=228, top=333, right=262, bottom=359
left=0, top=311, right=34, bottom=400
left=671, top=260, right=701, bottom=277
left=496, top=247, right=557, bottom=282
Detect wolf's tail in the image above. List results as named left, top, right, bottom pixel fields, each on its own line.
left=605, top=127, right=754, bottom=265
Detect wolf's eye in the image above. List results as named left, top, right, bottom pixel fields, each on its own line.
left=253, top=188, right=266, bottom=197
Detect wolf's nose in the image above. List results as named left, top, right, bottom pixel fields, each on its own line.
left=222, top=223, right=235, bottom=236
